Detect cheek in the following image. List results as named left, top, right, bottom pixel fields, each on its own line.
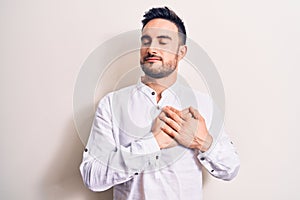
left=165, top=44, right=179, bottom=54
left=163, top=52, right=177, bottom=61
left=162, top=45, right=178, bottom=55
left=140, top=48, right=145, bottom=57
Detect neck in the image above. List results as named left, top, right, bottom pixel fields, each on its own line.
left=141, top=71, right=177, bottom=102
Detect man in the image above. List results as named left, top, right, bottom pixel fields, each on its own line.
left=80, top=7, right=240, bottom=200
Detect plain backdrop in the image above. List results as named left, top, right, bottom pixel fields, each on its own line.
left=1, top=0, right=299, bottom=200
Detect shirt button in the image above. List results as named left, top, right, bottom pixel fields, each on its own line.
left=84, top=148, right=88, bottom=152
left=156, top=155, right=159, bottom=160
left=200, top=157, right=205, bottom=161
left=134, top=172, right=139, bottom=175
left=156, top=106, right=160, bottom=110
left=151, top=91, right=155, bottom=95
left=211, top=169, right=214, bottom=173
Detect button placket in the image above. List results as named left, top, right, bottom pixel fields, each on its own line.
left=154, top=154, right=161, bottom=179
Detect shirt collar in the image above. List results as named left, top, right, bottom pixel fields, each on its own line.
left=136, top=77, right=181, bottom=99
left=136, top=78, right=155, bottom=96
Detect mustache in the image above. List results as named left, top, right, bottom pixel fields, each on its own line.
left=143, top=54, right=162, bottom=61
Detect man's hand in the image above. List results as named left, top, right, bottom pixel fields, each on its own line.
left=151, top=111, right=178, bottom=149
left=159, top=106, right=213, bottom=152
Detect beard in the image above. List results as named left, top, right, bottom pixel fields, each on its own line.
left=140, top=56, right=178, bottom=79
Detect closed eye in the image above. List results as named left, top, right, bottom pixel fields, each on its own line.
left=142, top=41, right=151, bottom=46
left=158, top=36, right=171, bottom=45
left=159, top=41, right=168, bottom=45
left=141, top=35, right=151, bottom=46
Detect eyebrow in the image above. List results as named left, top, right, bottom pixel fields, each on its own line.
left=141, top=35, right=151, bottom=41
left=141, top=35, right=172, bottom=41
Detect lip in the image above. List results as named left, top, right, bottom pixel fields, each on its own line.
left=145, top=57, right=162, bottom=62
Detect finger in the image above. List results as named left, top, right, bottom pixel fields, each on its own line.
left=159, top=113, right=181, bottom=132
left=161, top=124, right=179, bottom=139
left=163, top=107, right=184, bottom=124
left=189, top=106, right=203, bottom=120
left=155, top=112, right=165, bottom=125
left=159, top=111, right=166, bottom=117
left=181, top=110, right=194, bottom=121
left=165, top=106, right=185, bottom=119
left=181, top=107, right=190, bottom=115
left=157, top=111, right=167, bottom=122
left=167, top=106, right=192, bottom=121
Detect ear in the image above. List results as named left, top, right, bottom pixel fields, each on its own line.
left=177, top=45, right=187, bottom=61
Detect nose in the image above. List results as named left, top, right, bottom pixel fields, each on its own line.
left=147, top=43, right=158, bottom=55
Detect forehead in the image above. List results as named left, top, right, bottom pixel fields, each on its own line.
left=142, top=18, right=179, bottom=38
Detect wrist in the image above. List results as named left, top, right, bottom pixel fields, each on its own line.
left=198, top=133, right=213, bottom=152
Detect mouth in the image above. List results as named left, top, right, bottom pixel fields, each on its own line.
left=144, top=56, right=162, bottom=62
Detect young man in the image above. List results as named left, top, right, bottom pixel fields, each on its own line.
left=80, top=7, right=240, bottom=200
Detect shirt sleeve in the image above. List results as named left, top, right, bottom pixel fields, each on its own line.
left=197, top=128, right=240, bottom=181
left=79, top=94, right=161, bottom=192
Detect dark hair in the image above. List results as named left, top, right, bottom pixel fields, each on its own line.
left=142, top=7, right=187, bottom=45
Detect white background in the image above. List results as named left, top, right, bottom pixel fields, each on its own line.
left=1, top=0, right=299, bottom=200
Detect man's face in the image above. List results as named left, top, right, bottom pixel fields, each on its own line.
left=140, top=19, right=182, bottom=79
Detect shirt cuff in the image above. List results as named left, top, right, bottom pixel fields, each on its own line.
left=131, top=134, right=160, bottom=155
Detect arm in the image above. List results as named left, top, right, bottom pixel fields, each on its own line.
left=79, top=94, right=160, bottom=192
left=160, top=106, right=240, bottom=181
left=197, top=128, right=240, bottom=181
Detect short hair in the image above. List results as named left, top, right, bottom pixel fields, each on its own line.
left=141, top=7, right=187, bottom=45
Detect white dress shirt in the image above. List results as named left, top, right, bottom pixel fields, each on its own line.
left=80, top=79, right=240, bottom=200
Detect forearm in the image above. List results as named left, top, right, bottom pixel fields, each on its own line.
left=80, top=135, right=161, bottom=191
